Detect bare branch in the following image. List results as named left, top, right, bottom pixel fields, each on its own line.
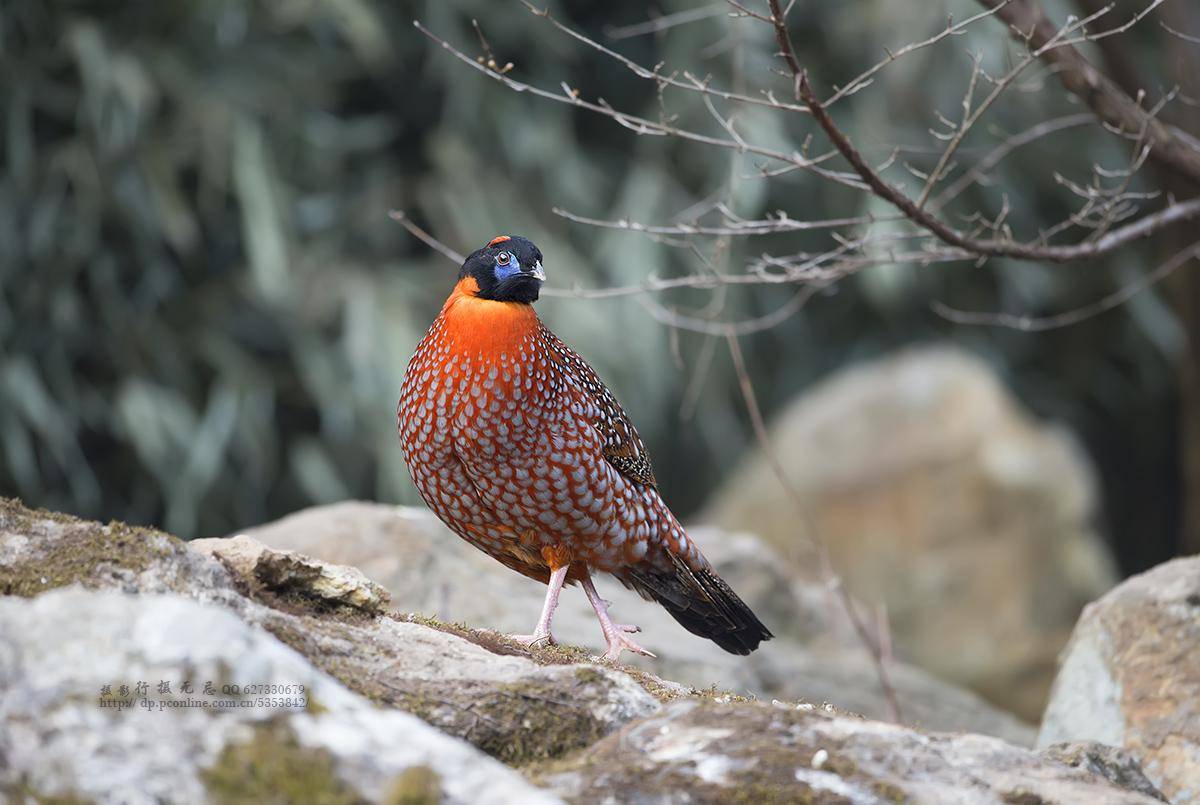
left=930, top=113, right=1095, bottom=210
left=1161, top=19, right=1200, bottom=45
left=975, top=0, right=1200, bottom=187
left=553, top=207, right=895, bottom=237
left=523, top=1, right=810, bottom=114
left=388, top=210, right=465, bottom=264
left=824, top=3, right=1013, bottom=107
left=782, top=30, right=1200, bottom=261
left=932, top=240, right=1200, bottom=331
left=412, top=20, right=871, bottom=190
left=603, top=4, right=728, bottom=40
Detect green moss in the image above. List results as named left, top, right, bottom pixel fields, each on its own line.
left=201, top=721, right=362, bottom=805
left=0, top=497, right=182, bottom=597
left=390, top=672, right=616, bottom=767
left=2, top=778, right=93, bottom=805
left=252, top=583, right=380, bottom=623
left=382, top=766, right=442, bottom=805
left=261, top=617, right=390, bottom=706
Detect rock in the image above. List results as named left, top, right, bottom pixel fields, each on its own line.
left=1041, top=742, right=1167, bottom=801
left=1038, top=556, right=1200, bottom=803
left=235, top=500, right=1036, bottom=745
left=0, top=499, right=659, bottom=768
left=0, top=497, right=228, bottom=599
left=191, top=534, right=391, bottom=614
left=0, top=587, right=557, bottom=805
left=702, top=346, right=1118, bottom=720
left=770, top=646, right=1038, bottom=747
left=0, top=499, right=1162, bottom=803
left=534, top=699, right=1162, bottom=804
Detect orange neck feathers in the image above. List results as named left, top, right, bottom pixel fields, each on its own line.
left=439, top=277, right=539, bottom=354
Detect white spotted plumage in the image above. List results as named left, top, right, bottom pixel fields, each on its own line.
left=398, top=282, right=704, bottom=580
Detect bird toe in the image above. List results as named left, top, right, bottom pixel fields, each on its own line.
left=602, top=632, right=655, bottom=662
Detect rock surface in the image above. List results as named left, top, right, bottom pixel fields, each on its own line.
left=703, top=346, right=1118, bottom=720
left=191, top=534, right=391, bottom=614
left=0, top=588, right=555, bottom=805
left=1039, top=556, right=1200, bottom=803
left=0, top=499, right=1166, bottom=803
left=235, top=499, right=1036, bottom=745
left=1040, top=742, right=1167, bottom=802
left=535, top=699, right=1161, bottom=804
left=0, top=499, right=658, bottom=772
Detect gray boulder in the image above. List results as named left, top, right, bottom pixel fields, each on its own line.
left=535, top=699, right=1163, bottom=804
left=0, top=498, right=659, bottom=769
left=1039, top=556, right=1200, bottom=802
left=0, top=587, right=557, bottom=805
left=0, top=499, right=1164, bottom=803
left=702, top=347, right=1118, bottom=721
left=233, top=499, right=1037, bottom=745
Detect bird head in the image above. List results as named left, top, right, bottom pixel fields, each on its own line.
left=458, top=235, right=546, bottom=304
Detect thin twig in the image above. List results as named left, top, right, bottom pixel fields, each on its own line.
left=413, top=20, right=869, bottom=190
left=388, top=210, right=465, bottom=264
left=930, top=113, right=1096, bottom=210
left=823, top=3, right=1014, bottom=107
left=726, top=328, right=902, bottom=722
left=797, top=69, right=1200, bottom=260
left=932, top=240, right=1200, bottom=331
left=603, top=3, right=728, bottom=39
left=975, top=0, right=1200, bottom=187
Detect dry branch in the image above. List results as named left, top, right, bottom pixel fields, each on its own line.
left=976, top=0, right=1200, bottom=187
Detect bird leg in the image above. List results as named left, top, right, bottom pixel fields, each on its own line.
left=508, top=563, right=568, bottom=649
left=581, top=573, right=656, bottom=662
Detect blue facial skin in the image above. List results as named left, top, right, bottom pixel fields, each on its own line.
left=493, top=252, right=522, bottom=282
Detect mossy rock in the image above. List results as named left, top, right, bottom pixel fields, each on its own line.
left=0, top=497, right=193, bottom=597
left=201, top=721, right=362, bottom=805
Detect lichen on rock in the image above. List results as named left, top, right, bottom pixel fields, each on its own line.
left=191, top=534, right=391, bottom=615
left=0, top=499, right=1174, bottom=804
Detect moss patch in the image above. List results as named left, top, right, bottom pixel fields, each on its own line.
left=371, top=668, right=615, bottom=766
left=2, top=778, right=93, bottom=805
left=382, top=765, right=442, bottom=805
left=201, top=721, right=361, bottom=805
left=0, top=497, right=184, bottom=597
left=263, top=610, right=629, bottom=766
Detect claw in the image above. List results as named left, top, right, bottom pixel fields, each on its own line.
left=602, top=630, right=656, bottom=662
left=581, top=573, right=656, bottom=663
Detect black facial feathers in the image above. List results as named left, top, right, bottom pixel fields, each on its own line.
left=459, top=235, right=545, bottom=304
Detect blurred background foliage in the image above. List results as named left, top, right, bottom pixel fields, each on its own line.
left=0, top=0, right=1191, bottom=572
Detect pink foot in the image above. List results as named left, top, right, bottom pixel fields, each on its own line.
left=581, top=574, right=657, bottom=662
left=601, top=628, right=656, bottom=663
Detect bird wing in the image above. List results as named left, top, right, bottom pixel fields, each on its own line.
left=541, top=327, right=658, bottom=488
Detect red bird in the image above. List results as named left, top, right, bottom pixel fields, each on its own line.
left=398, top=235, right=771, bottom=661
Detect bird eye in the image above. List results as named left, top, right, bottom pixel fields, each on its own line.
left=495, top=252, right=511, bottom=266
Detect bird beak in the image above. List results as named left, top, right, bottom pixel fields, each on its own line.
left=528, top=260, right=546, bottom=281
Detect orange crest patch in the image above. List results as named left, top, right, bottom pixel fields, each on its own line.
left=487, top=235, right=512, bottom=247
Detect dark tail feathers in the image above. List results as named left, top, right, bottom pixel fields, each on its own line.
left=619, top=555, right=773, bottom=655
